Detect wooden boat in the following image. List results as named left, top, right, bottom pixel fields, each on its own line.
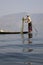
left=0, top=31, right=28, bottom=34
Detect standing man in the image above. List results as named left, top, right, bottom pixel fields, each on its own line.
left=26, top=15, right=32, bottom=38
left=21, top=15, right=32, bottom=38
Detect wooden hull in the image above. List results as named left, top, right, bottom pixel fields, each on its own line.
left=0, top=31, right=28, bottom=34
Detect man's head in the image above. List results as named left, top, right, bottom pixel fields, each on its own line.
left=27, top=15, right=29, bottom=17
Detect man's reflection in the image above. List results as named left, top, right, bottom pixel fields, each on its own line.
left=21, top=34, right=33, bottom=65
left=28, top=33, right=32, bottom=43
left=21, top=33, right=33, bottom=52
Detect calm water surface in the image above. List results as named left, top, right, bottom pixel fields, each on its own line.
left=0, top=32, right=43, bottom=65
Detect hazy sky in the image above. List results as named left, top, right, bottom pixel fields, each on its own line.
left=0, top=0, right=43, bottom=17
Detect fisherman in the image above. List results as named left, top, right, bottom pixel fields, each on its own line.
left=21, top=15, right=32, bottom=38
left=26, top=15, right=32, bottom=38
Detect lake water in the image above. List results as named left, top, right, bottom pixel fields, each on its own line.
left=0, top=30, right=43, bottom=65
